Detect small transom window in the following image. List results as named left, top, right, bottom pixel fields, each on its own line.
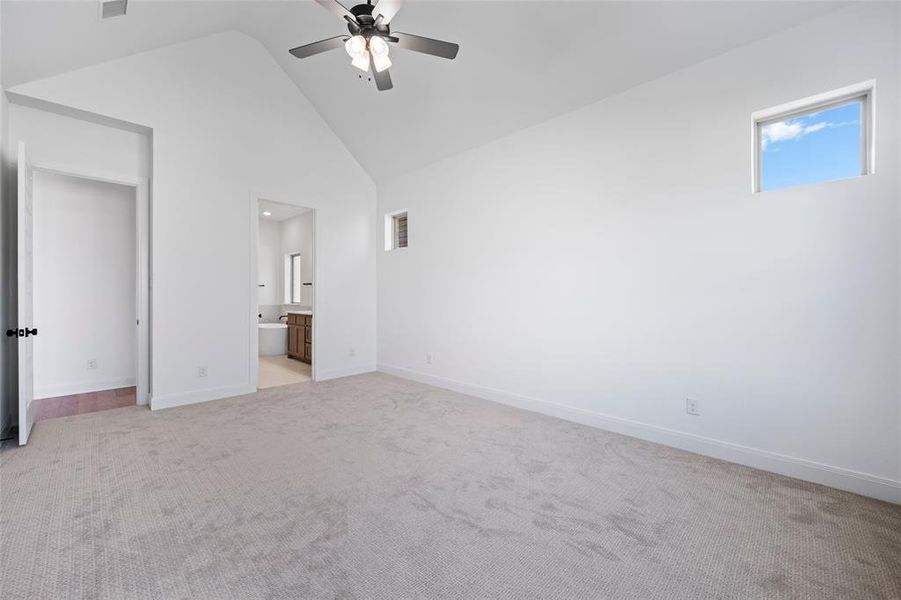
left=385, top=210, right=408, bottom=251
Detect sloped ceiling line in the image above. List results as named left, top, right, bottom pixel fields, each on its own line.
left=2, top=1, right=844, bottom=182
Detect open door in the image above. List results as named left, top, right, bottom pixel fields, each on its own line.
left=17, top=141, right=36, bottom=445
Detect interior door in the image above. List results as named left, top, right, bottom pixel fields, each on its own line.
left=17, top=141, right=36, bottom=445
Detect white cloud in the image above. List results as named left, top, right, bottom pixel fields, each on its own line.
left=803, top=122, right=828, bottom=134
left=763, top=120, right=806, bottom=145
left=761, top=119, right=857, bottom=150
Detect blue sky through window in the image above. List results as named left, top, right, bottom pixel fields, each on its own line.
left=760, top=102, right=861, bottom=192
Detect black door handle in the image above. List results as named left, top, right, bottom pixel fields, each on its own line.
left=6, top=328, right=37, bottom=338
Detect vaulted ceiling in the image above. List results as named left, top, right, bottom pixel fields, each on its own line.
left=2, top=0, right=844, bottom=182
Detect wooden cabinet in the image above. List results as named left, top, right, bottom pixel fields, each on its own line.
left=287, top=313, right=312, bottom=363
left=288, top=325, right=300, bottom=357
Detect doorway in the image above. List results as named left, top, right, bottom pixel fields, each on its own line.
left=250, top=197, right=317, bottom=390
left=12, top=142, right=150, bottom=444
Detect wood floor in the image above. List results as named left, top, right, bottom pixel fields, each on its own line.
left=33, top=361, right=311, bottom=419
left=34, top=387, right=136, bottom=421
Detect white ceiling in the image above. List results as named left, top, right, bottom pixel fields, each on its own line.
left=259, top=198, right=311, bottom=221
left=3, top=0, right=844, bottom=182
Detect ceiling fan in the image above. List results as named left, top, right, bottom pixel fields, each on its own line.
left=288, top=0, right=459, bottom=91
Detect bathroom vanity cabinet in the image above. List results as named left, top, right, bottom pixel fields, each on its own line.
left=287, top=313, right=312, bottom=363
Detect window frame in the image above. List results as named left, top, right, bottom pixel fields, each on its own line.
left=285, top=252, right=302, bottom=304
left=384, top=209, right=408, bottom=251
left=751, top=80, right=875, bottom=193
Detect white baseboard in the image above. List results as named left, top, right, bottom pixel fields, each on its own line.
left=316, top=363, right=376, bottom=382
left=378, top=363, right=901, bottom=505
left=35, top=377, right=136, bottom=399
left=150, top=383, right=256, bottom=411
left=150, top=363, right=376, bottom=411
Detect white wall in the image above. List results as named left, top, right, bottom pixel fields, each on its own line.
left=8, top=104, right=150, bottom=179
left=280, top=210, right=314, bottom=307
left=897, top=2, right=901, bottom=485
left=9, top=31, right=376, bottom=405
left=257, top=219, right=281, bottom=307
left=33, top=172, right=135, bottom=398
left=377, top=4, right=901, bottom=502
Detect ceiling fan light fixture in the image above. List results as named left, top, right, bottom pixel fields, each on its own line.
left=372, top=54, right=391, bottom=73
left=351, top=51, right=371, bottom=71
left=368, top=35, right=391, bottom=72
left=345, top=35, right=367, bottom=57
left=289, top=0, right=459, bottom=91
left=371, top=53, right=392, bottom=73
left=369, top=35, right=389, bottom=56
left=345, top=35, right=370, bottom=71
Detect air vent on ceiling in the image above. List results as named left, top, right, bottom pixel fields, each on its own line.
left=100, top=0, right=128, bottom=20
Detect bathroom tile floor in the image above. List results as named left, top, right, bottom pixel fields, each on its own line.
left=34, top=387, right=136, bottom=421
left=258, top=356, right=312, bottom=389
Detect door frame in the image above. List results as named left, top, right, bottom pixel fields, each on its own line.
left=30, top=159, right=151, bottom=406
left=248, top=193, right=318, bottom=388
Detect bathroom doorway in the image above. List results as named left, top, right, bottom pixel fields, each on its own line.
left=250, top=197, right=316, bottom=389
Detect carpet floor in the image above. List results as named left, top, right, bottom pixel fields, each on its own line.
left=1, top=373, right=899, bottom=599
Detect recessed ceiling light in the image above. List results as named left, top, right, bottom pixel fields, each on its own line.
left=262, top=211, right=272, bottom=216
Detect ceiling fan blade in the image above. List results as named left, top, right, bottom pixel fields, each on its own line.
left=373, top=67, right=393, bottom=91
left=391, top=32, right=459, bottom=59
left=372, top=0, right=404, bottom=24
left=344, top=15, right=362, bottom=34
left=289, top=36, right=347, bottom=59
left=314, top=0, right=357, bottom=23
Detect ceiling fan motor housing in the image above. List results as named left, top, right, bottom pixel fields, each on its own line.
left=348, top=3, right=390, bottom=38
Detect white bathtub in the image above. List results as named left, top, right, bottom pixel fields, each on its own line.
left=258, top=322, right=288, bottom=356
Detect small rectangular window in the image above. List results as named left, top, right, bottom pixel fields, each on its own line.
left=100, top=0, right=128, bottom=20
left=288, top=253, right=302, bottom=304
left=394, top=214, right=408, bottom=249
left=385, top=210, right=408, bottom=251
left=753, top=82, right=874, bottom=192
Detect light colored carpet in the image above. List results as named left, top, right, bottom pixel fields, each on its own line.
left=257, top=355, right=311, bottom=389
left=1, top=372, right=899, bottom=599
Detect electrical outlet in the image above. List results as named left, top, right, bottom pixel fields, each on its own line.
left=425, top=353, right=432, bottom=365
left=349, top=347, right=356, bottom=357
left=198, top=366, right=208, bottom=378
left=686, top=398, right=700, bottom=416
left=87, top=359, right=98, bottom=370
